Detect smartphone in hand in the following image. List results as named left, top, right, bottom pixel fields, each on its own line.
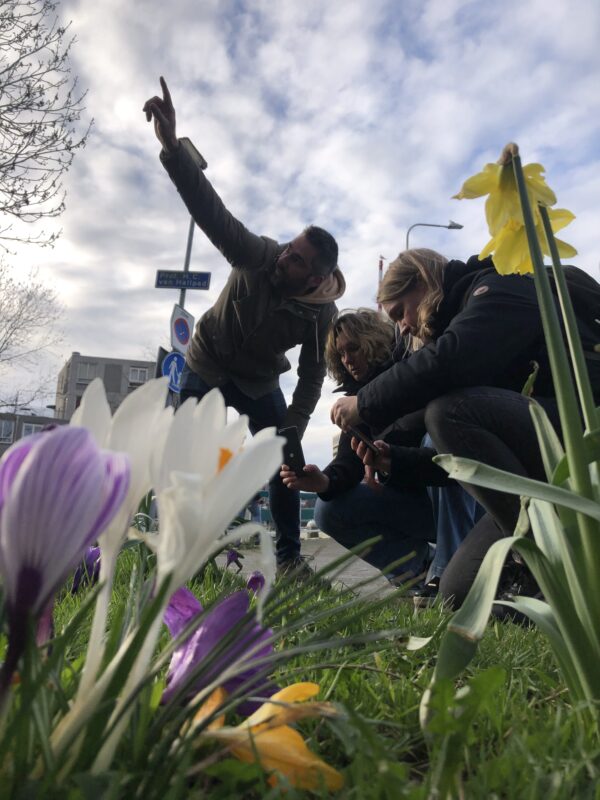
left=279, top=426, right=306, bottom=476
left=346, top=425, right=380, bottom=455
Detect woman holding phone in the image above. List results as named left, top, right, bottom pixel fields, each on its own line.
left=281, top=308, right=478, bottom=586
left=334, top=249, right=600, bottom=607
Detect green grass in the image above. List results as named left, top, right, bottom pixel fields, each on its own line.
left=5, top=548, right=600, bottom=799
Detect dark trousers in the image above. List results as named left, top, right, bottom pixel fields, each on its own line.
left=179, top=365, right=300, bottom=564
left=424, top=386, right=560, bottom=608
left=313, top=482, right=434, bottom=578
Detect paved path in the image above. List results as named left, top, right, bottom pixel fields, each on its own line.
left=216, top=533, right=396, bottom=599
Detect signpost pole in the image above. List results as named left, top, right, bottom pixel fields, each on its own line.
left=179, top=215, right=195, bottom=309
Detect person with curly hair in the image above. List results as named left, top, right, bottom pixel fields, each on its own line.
left=283, top=307, right=480, bottom=587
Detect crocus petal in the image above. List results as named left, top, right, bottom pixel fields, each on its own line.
left=188, top=390, right=229, bottom=478
left=71, top=546, right=101, bottom=593
left=70, top=378, right=112, bottom=446
left=208, top=724, right=344, bottom=791
left=0, top=426, right=130, bottom=614
left=162, top=591, right=274, bottom=708
left=201, top=437, right=284, bottom=545
left=156, top=399, right=198, bottom=491
left=246, top=571, right=265, bottom=594
left=226, top=548, right=244, bottom=568
left=36, top=599, right=54, bottom=646
left=191, top=686, right=227, bottom=731
left=0, top=435, right=40, bottom=511
left=164, top=586, right=203, bottom=639
left=244, top=682, right=321, bottom=728
left=200, top=681, right=342, bottom=787
left=108, top=377, right=169, bottom=504
left=155, top=434, right=283, bottom=591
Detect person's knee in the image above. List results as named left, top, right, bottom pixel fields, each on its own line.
left=313, top=498, right=339, bottom=534
left=424, top=395, right=455, bottom=446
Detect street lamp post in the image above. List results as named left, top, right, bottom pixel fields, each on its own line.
left=405, top=219, right=463, bottom=250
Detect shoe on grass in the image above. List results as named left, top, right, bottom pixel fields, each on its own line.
left=412, top=576, right=440, bottom=609
left=276, top=555, right=330, bottom=587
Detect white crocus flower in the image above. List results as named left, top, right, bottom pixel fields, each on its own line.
left=150, top=390, right=283, bottom=588
left=92, top=388, right=284, bottom=772
left=70, top=377, right=170, bottom=696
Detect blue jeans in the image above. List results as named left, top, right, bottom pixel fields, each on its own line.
left=180, top=365, right=301, bottom=564
left=422, top=434, right=485, bottom=581
left=426, top=483, right=485, bottom=580
left=313, top=482, right=435, bottom=578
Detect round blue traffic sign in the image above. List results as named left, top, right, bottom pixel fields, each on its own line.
left=162, top=351, right=186, bottom=393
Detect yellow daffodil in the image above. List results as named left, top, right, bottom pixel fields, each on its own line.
left=453, top=145, right=577, bottom=274
left=196, top=682, right=344, bottom=791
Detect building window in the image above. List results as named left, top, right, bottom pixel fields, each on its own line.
left=22, top=423, right=44, bottom=438
left=129, top=366, right=148, bottom=385
left=0, top=420, right=15, bottom=444
left=77, top=362, right=96, bottom=382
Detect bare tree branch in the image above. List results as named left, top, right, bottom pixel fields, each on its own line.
left=0, top=259, right=63, bottom=367
left=0, top=0, right=92, bottom=248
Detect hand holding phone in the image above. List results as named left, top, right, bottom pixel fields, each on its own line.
left=279, top=426, right=306, bottom=477
left=346, top=426, right=380, bottom=455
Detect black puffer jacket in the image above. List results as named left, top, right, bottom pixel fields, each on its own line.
left=357, top=256, right=600, bottom=431
left=318, top=364, right=448, bottom=501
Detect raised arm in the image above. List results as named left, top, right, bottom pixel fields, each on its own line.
left=143, top=77, right=273, bottom=270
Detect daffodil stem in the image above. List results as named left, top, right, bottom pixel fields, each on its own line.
left=512, top=154, right=600, bottom=646
left=538, top=204, right=599, bottom=432
left=512, top=155, right=592, bottom=495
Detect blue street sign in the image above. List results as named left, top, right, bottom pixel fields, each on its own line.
left=162, top=351, right=186, bottom=393
left=155, top=270, right=211, bottom=290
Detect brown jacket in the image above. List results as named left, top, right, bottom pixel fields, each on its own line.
left=161, top=139, right=345, bottom=436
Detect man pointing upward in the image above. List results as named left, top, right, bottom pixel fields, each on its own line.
left=144, top=77, right=345, bottom=576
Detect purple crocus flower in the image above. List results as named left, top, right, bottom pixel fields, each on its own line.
left=246, top=571, right=266, bottom=595
left=225, top=547, right=244, bottom=573
left=0, top=426, right=129, bottom=698
left=71, top=546, right=102, bottom=594
left=162, top=587, right=276, bottom=713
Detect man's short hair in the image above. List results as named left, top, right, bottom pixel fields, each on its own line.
left=304, top=225, right=338, bottom=276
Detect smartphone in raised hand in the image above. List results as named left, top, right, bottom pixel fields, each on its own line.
left=346, top=425, right=380, bottom=455
left=279, top=426, right=306, bottom=476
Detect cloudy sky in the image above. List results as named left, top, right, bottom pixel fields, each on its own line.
left=3, top=0, right=600, bottom=466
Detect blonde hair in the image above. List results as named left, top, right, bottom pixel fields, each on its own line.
left=325, top=308, right=395, bottom=385
left=377, top=248, right=448, bottom=348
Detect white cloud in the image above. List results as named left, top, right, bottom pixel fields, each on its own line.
left=2, top=0, right=599, bottom=464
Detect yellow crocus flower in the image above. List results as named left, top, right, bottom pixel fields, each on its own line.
left=195, top=682, right=344, bottom=791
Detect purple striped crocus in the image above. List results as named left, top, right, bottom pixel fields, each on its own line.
left=162, top=587, right=276, bottom=713
left=0, top=426, right=129, bottom=699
